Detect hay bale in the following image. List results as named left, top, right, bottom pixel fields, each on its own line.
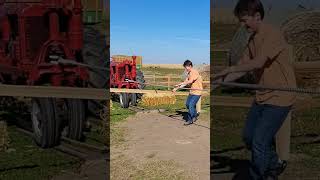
left=281, top=11, right=320, bottom=62
left=281, top=11, right=320, bottom=88
left=196, top=64, right=210, bottom=81
left=141, top=93, right=176, bottom=106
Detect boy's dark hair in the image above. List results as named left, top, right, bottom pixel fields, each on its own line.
left=183, top=60, right=193, bottom=67
left=234, top=0, right=265, bottom=20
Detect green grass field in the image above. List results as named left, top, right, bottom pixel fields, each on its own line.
left=0, top=100, right=106, bottom=179
left=0, top=126, right=81, bottom=180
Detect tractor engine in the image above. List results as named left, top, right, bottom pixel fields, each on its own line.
left=0, top=0, right=88, bottom=86
left=0, top=0, right=95, bottom=148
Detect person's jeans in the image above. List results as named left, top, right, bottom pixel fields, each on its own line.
left=243, top=101, right=291, bottom=180
left=185, top=94, right=201, bottom=123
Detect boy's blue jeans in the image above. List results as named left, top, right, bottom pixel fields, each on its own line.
left=185, top=94, right=201, bottom=123
left=243, top=101, right=291, bottom=179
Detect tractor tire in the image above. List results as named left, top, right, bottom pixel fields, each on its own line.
left=83, top=26, right=109, bottom=116
left=66, top=99, right=86, bottom=140
left=31, top=98, right=60, bottom=148
left=136, top=70, right=145, bottom=89
left=119, top=93, right=129, bottom=108
left=130, top=93, right=137, bottom=106
left=136, top=70, right=145, bottom=99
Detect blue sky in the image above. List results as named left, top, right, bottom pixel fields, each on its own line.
left=110, top=0, right=210, bottom=64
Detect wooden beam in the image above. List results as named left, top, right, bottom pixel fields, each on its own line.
left=0, top=84, right=108, bottom=100
left=110, top=88, right=209, bottom=96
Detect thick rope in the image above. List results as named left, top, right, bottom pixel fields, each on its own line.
left=49, top=56, right=108, bottom=71
left=214, top=82, right=320, bottom=95
left=124, top=80, right=210, bottom=92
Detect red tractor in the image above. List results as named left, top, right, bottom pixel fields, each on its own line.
left=110, top=56, right=145, bottom=108
left=0, top=0, right=108, bottom=148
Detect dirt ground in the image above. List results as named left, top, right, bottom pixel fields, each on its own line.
left=111, top=110, right=210, bottom=180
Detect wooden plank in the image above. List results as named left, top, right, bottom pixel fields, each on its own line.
left=0, top=84, right=108, bottom=100
left=144, top=76, right=182, bottom=79
left=294, top=61, right=320, bottom=70
left=110, top=88, right=209, bottom=96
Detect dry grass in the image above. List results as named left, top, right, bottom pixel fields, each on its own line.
left=111, top=155, right=194, bottom=180
left=143, top=64, right=185, bottom=69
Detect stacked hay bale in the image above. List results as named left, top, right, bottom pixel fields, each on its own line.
left=281, top=11, right=320, bottom=89
left=196, top=65, right=210, bottom=89
left=141, top=93, right=176, bottom=107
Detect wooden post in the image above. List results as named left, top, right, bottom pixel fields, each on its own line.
left=196, top=97, right=202, bottom=113
left=83, top=0, right=87, bottom=22
left=95, top=0, right=99, bottom=23
left=276, top=111, right=291, bottom=161
left=168, top=76, right=171, bottom=90
left=275, top=45, right=294, bottom=161
left=0, top=120, right=9, bottom=152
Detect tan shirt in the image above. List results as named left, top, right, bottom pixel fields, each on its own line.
left=188, top=69, right=203, bottom=96
left=239, top=23, right=297, bottom=106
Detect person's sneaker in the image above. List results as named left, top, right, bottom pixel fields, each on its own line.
left=194, top=112, right=200, bottom=122
left=265, top=175, right=278, bottom=180
left=184, top=121, right=193, bottom=126
left=265, top=170, right=279, bottom=180
left=276, top=160, right=287, bottom=175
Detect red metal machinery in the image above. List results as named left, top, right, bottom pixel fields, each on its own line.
left=110, top=56, right=145, bottom=108
left=0, top=0, right=93, bottom=148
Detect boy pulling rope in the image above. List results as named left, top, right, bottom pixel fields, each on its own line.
left=213, top=0, right=296, bottom=179
left=173, top=60, right=203, bottom=126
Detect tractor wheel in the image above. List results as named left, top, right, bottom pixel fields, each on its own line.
left=66, top=99, right=86, bottom=140
left=136, top=70, right=145, bottom=99
left=31, top=98, right=60, bottom=148
left=83, top=26, right=109, bottom=116
left=119, top=93, right=129, bottom=108
left=130, top=93, right=137, bottom=106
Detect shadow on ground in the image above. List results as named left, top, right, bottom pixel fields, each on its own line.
left=173, top=110, right=188, bottom=121
left=211, top=154, right=251, bottom=180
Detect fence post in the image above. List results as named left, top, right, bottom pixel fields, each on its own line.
left=95, top=0, right=99, bottom=23
left=276, top=111, right=291, bottom=161
left=168, top=76, right=171, bottom=90
left=196, top=97, right=202, bottom=113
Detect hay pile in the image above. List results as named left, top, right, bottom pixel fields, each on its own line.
left=281, top=11, right=320, bottom=62
left=196, top=64, right=210, bottom=81
left=281, top=11, right=320, bottom=88
left=141, top=93, right=176, bottom=106
left=295, top=71, right=320, bottom=89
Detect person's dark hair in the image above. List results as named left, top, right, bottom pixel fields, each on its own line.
left=183, top=60, right=193, bottom=67
left=234, top=0, right=265, bottom=20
